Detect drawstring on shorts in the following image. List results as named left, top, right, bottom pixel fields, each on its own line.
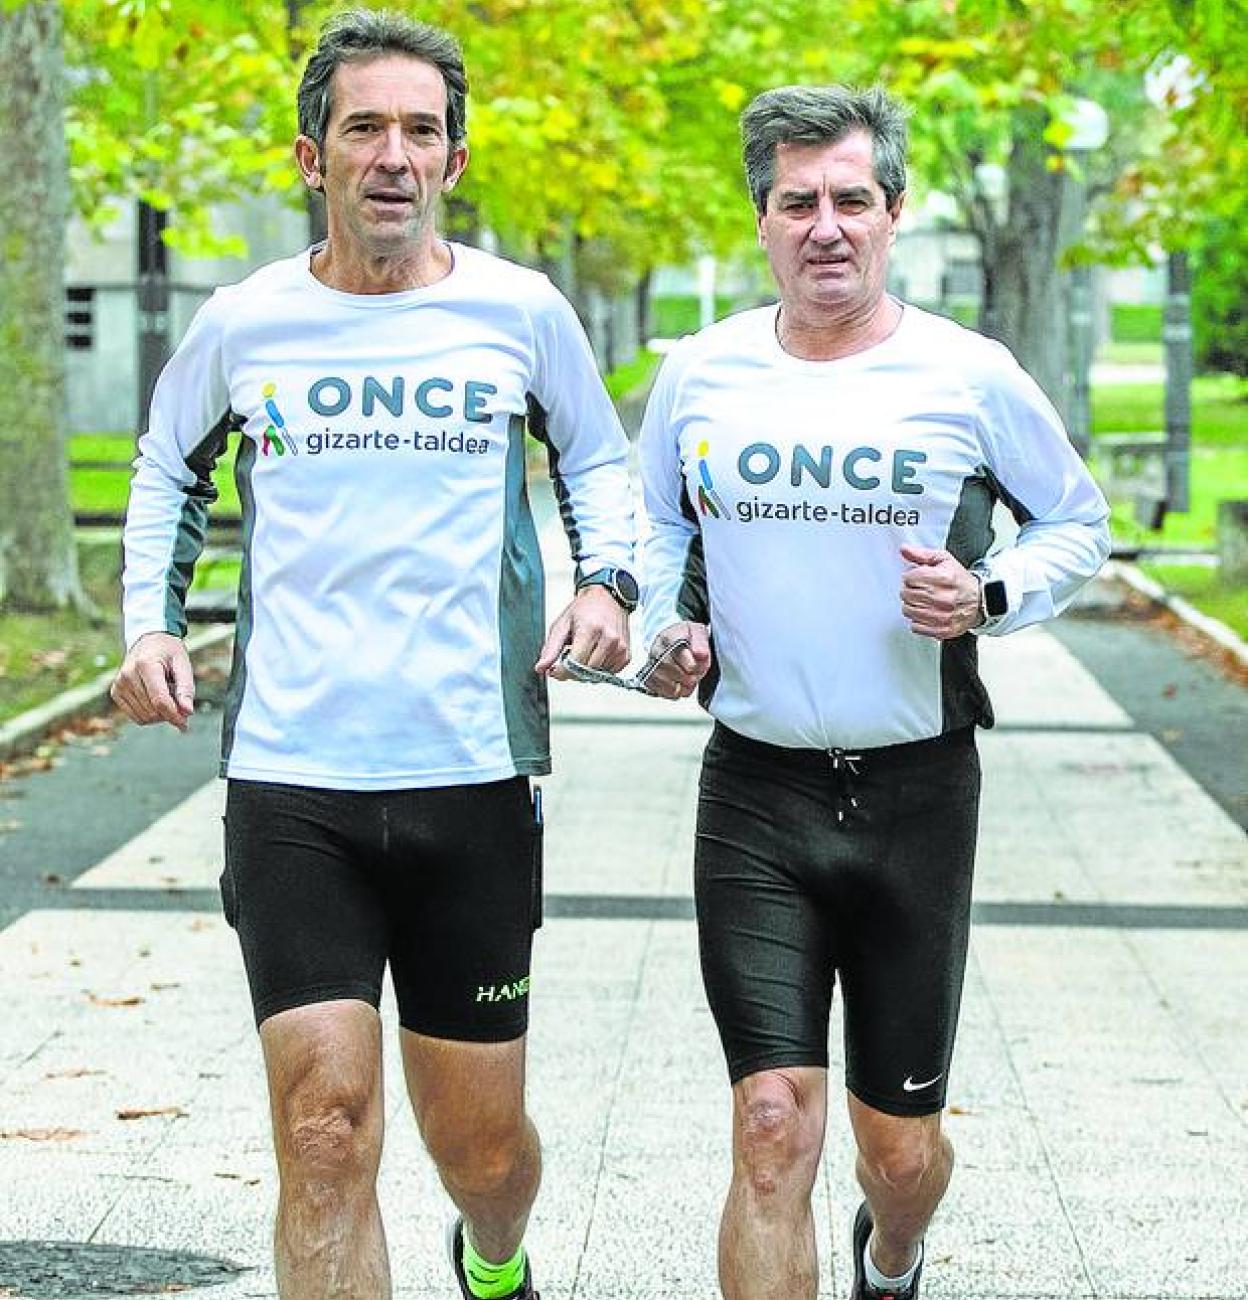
left=828, top=747, right=863, bottom=824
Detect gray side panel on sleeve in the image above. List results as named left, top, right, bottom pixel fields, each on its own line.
left=940, top=471, right=997, bottom=733
left=500, top=413, right=551, bottom=774
left=162, top=411, right=233, bottom=636
left=526, top=394, right=584, bottom=576
left=220, top=436, right=257, bottom=772
left=674, top=484, right=719, bottom=709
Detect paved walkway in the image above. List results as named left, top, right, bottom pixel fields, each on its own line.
left=1, top=520, right=1245, bottom=1300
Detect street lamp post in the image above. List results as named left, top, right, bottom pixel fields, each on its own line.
left=1162, top=250, right=1192, bottom=513
left=1144, top=54, right=1202, bottom=522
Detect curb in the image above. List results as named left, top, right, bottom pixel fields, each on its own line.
left=0, top=625, right=234, bottom=763
left=1105, top=559, right=1248, bottom=667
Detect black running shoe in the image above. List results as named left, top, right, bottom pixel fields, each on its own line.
left=447, top=1217, right=540, bottom=1300
left=849, top=1201, right=924, bottom=1300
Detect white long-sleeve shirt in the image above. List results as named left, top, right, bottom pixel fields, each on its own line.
left=640, top=303, right=1110, bottom=750
left=123, top=243, right=634, bottom=789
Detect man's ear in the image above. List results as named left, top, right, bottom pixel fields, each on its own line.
left=443, top=143, right=469, bottom=191
left=295, top=135, right=324, bottom=192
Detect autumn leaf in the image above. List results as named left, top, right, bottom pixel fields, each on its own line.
left=88, top=993, right=145, bottom=1008
left=117, top=1106, right=187, bottom=1121
left=1, top=1127, right=86, bottom=1141
left=30, top=648, right=69, bottom=672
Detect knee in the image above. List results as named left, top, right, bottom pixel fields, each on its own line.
left=860, top=1125, right=946, bottom=1197
left=424, top=1109, right=529, bottom=1198
left=279, top=1087, right=379, bottom=1190
left=735, top=1076, right=821, bottom=1197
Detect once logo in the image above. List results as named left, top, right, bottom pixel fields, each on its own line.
left=307, top=374, right=498, bottom=423
left=260, top=382, right=299, bottom=457
left=737, top=442, right=927, bottom=495
left=695, top=439, right=729, bottom=518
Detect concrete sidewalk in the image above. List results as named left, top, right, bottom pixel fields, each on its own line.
left=1, top=524, right=1245, bottom=1300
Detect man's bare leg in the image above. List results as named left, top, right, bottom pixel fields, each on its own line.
left=261, top=999, right=389, bottom=1299
left=718, top=1066, right=828, bottom=1300
left=848, top=1094, right=952, bottom=1278
left=403, top=1031, right=541, bottom=1268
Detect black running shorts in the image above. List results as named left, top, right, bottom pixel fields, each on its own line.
left=695, top=723, right=980, bottom=1116
left=221, top=777, right=543, bottom=1039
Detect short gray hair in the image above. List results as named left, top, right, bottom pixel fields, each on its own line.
left=297, top=9, right=469, bottom=154
left=741, top=85, right=908, bottom=213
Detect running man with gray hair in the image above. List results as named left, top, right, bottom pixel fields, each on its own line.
left=638, top=84, right=1110, bottom=1300
left=112, top=9, right=637, bottom=1297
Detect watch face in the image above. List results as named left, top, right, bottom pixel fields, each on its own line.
left=614, top=569, right=640, bottom=605
left=983, top=580, right=1008, bottom=618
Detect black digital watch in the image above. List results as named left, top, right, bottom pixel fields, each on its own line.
left=973, top=565, right=1008, bottom=627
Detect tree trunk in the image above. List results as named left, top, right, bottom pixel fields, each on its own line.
left=978, top=105, right=1073, bottom=419
left=637, top=269, right=653, bottom=349
left=0, top=0, right=85, bottom=612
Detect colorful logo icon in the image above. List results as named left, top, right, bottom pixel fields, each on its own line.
left=260, top=382, right=299, bottom=457
left=695, top=440, right=727, bottom=518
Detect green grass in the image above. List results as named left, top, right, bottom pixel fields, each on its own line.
left=0, top=544, right=123, bottom=726
left=1137, top=563, right=1248, bottom=640
left=1093, top=375, right=1248, bottom=446
left=605, top=348, right=662, bottom=402
left=1098, top=446, right=1248, bottom=549
left=69, top=433, right=136, bottom=462
left=1096, top=341, right=1163, bottom=366
left=1091, top=370, right=1248, bottom=636
left=1111, top=302, right=1163, bottom=343
left=650, top=294, right=737, bottom=338
left=193, top=554, right=241, bottom=591
left=0, top=538, right=243, bottom=728
left=69, top=447, right=242, bottom=516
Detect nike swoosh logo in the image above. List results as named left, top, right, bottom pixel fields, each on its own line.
left=902, top=1073, right=943, bottom=1092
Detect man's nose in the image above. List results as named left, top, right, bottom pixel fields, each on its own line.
left=810, top=198, right=841, bottom=242
left=375, top=124, right=408, bottom=170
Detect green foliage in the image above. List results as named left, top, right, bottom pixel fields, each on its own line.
left=1137, top=562, right=1248, bottom=639
left=1191, top=218, right=1248, bottom=378
left=1111, top=304, right=1163, bottom=344
left=64, top=0, right=300, bottom=257
left=55, top=0, right=1248, bottom=296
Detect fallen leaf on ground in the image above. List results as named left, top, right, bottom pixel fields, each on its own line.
left=1, top=1127, right=86, bottom=1141
left=88, top=993, right=145, bottom=1007
left=117, top=1105, right=186, bottom=1121
left=44, top=1067, right=106, bottom=1080
left=31, top=649, right=69, bottom=671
